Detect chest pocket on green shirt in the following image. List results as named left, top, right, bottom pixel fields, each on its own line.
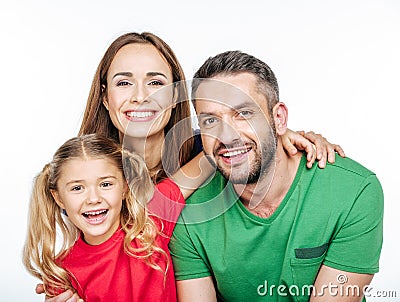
left=290, top=243, right=329, bottom=302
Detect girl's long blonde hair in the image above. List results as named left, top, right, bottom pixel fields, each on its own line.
left=23, top=134, right=167, bottom=296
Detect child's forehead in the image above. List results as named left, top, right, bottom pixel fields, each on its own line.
left=60, top=156, right=121, bottom=174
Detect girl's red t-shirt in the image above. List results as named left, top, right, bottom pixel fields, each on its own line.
left=59, top=178, right=185, bottom=302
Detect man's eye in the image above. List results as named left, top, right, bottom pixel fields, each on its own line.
left=203, top=117, right=217, bottom=126
left=238, top=110, right=252, bottom=118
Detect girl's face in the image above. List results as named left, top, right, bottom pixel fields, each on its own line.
left=52, top=157, right=127, bottom=245
left=103, top=43, right=175, bottom=141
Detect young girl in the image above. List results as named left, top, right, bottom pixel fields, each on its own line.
left=23, top=134, right=210, bottom=301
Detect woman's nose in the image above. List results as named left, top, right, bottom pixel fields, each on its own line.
left=130, top=84, right=148, bottom=104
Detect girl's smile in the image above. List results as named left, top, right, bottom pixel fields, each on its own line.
left=52, top=157, right=127, bottom=245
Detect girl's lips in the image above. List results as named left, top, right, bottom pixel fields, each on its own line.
left=82, top=209, right=109, bottom=225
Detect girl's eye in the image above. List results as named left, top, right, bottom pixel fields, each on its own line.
left=71, top=185, right=83, bottom=191
left=101, top=182, right=113, bottom=188
left=148, top=80, right=164, bottom=86
left=116, top=80, right=131, bottom=87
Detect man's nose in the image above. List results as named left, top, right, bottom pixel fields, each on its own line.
left=218, top=119, right=242, bottom=146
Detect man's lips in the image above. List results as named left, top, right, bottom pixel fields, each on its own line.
left=218, top=146, right=252, bottom=158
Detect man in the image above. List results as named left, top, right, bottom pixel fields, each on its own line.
left=169, top=50, right=383, bottom=301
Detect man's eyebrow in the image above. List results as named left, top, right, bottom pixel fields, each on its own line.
left=231, top=100, right=259, bottom=111
left=198, top=112, right=216, bottom=118
left=198, top=100, right=258, bottom=116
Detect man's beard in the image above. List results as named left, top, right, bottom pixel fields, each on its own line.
left=208, top=129, right=277, bottom=185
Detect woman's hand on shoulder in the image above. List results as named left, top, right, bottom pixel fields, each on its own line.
left=282, top=129, right=345, bottom=169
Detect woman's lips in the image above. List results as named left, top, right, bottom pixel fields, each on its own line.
left=125, top=110, right=156, bottom=122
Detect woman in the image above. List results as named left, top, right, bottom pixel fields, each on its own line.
left=37, top=32, right=343, bottom=302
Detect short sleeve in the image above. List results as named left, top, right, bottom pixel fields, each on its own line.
left=148, top=178, right=185, bottom=237
left=169, top=220, right=212, bottom=280
left=323, top=175, right=384, bottom=273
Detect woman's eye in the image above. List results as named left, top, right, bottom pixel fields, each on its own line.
left=116, top=80, right=131, bottom=87
left=148, top=80, right=164, bottom=86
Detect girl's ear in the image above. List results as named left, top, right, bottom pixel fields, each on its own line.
left=51, top=190, right=65, bottom=209
left=272, top=102, right=288, bottom=136
left=102, top=85, right=109, bottom=110
left=122, top=182, right=128, bottom=199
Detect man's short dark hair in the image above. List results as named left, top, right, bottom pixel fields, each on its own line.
left=192, top=50, right=279, bottom=114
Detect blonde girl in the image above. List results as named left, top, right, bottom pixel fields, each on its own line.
left=23, top=134, right=206, bottom=301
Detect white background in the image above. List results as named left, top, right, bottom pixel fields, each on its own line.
left=1, top=0, right=399, bottom=300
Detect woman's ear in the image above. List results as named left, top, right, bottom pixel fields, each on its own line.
left=50, top=190, right=65, bottom=209
left=102, top=84, right=109, bottom=110
left=273, top=102, right=288, bottom=136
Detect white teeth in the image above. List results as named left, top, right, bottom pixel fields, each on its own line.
left=222, top=149, right=248, bottom=157
left=126, top=111, right=154, bottom=118
left=84, top=210, right=107, bottom=216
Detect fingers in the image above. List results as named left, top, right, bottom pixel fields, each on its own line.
left=284, top=129, right=346, bottom=169
left=45, top=290, right=79, bottom=302
left=304, top=141, right=317, bottom=169
left=296, top=130, right=305, bottom=136
left=333, top=144, right=346, bottom=158
left=36, top=283, right=45, bottom=294
left=281, top=130, right=298, bottom=156
left=303, top=131, right=327, bottom=168
left=283, top=128, right=317, bottom=167
left=303, top=131, right=346, bottom=168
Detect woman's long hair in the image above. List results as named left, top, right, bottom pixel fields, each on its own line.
left=23, top=134, right=167, bottom=296
left=78, top=32, right=194, bottom=182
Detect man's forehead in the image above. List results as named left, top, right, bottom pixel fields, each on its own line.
left=194, top=75, right=262, bottom=111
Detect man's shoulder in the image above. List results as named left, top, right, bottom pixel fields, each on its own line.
left=322, top=154, right=377, bottom=180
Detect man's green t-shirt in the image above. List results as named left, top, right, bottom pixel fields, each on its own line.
left=169, top=154, right=383, bottom=301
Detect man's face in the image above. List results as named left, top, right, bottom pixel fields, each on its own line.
left=195, top=73, right=277, bottom=184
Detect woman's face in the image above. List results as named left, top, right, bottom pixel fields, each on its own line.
left=103, top=43, right=175, bottom=142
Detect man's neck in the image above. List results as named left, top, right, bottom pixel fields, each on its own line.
left=233, top=145, right=302, bottom=218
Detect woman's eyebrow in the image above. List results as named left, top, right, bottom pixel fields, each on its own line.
left=112, top=72, right=133, bottom=79
left=146, top=71, right=168, bottom=79
left=112, top=71, right=168, bottom=79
